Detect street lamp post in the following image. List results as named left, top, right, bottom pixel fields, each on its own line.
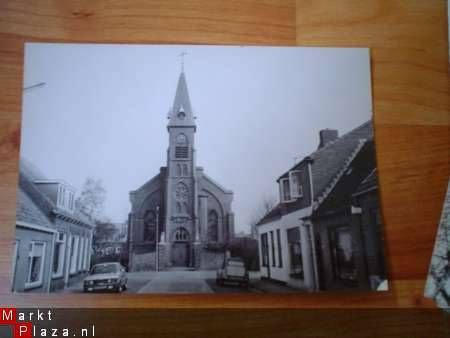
left=155, top=205, right=160, bottom=272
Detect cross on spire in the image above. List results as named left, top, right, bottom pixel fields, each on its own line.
left=179, top=51, right=188, bottom=72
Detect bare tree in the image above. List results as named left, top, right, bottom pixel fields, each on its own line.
left=94, top=220, right=118, bottom=244
left=249, top=195, right=277, bottom=239
left=76, top=177, right=106, bottom=220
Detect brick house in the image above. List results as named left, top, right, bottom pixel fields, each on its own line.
left=256, top=121, right=386, bottom=291
left=12, top=159, right=94, bottom=292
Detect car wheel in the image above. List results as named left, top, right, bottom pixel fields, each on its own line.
left=117, top=285, right=124, bottom=293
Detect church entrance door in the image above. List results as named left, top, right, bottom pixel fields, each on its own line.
left=172, top=242, right=190, bottom=267
left=171, top=227, right=190, bottom=267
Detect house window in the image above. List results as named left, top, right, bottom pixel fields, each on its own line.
left=287, top=227, right=303, bottom=279
left=371, top=208, right=386, bottom=279
left=78, top=237, right=85, bottom=272
left=270, top=231, right=276, bottom=267
left=83, top=237, right=88, bottom=270
left=260, top=233, right=269, bottom=267
left=329, top=226, right=357, bottom=284
left=11, top=240, right=19, bottom=289
left=289, top=170, right=303, bottom=198
left=69, top=193, right=73, bottom=210
left=57, top=186, right=62, bottom=205
left=84, top=238, right=90, bottom=270
left=52, top=232, right=66, bottom=278
left=25, top=241, right=46, bottom=289
left=70, top=236, right=79, bottom=275
left=280, top=178, right=292, bottom=202
left=277, top=229, right=283, bottom=268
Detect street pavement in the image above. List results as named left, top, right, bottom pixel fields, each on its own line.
left=59, top=270, right=298, bottom=294
left=137, top=269, right=215, bottom=293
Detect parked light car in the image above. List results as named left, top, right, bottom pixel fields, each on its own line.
left=83, top=262, right=127, bottom=293
left=216, top=257, right=249, bottom=287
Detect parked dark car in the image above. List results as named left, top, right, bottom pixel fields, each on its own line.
left=83, top=262, right=127, bottom=293
left=216, top=257, right=249, bottom=287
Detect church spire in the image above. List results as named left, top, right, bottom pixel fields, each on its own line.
left=168, top=71, right=196, bottom=130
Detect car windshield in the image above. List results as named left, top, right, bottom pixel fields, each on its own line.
left=91, top=264, right=118, bottom=274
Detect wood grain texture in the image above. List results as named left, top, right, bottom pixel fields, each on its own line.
left=0, top=0, right=448, bottom=314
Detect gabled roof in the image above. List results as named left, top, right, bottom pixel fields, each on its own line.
left=17, top=158, right=94, bottom=228
left=168, top=71, right=196, bottom=129
left=257, top=120, right=374, bottom=226
left=130, top=170, right=164, bottom=195
left=197, top=167, right=233, bottom=195
left=313, top=140, right=377, bottom=217
left=353, top=168, right=378, bottom=197
left=16, top=187, right=53, bottom=228
left=310, top=121, right=373, bottom=199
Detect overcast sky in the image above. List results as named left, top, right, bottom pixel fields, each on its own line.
left=21, top=43, right=372, bottom=233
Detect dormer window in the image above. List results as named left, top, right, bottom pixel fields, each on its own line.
left=280, top=170, right=304, bottom=203
left=57, top=184, right=75, bottom=213
left=34, top=180, right=75, bottom=213
left=289, top=170, right=303, bottom=198
left=280, top=178, right=292, bottom=202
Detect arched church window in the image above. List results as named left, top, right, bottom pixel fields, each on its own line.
left=175, top=182, right=189, bottom=214
left=175, top=133, right=188, bottom=159
left=175, top=182, right=189, bottom=201
left=173, top=227, right=189, bottom=242
left=183, top=164, right=188, bottom=176
left=176, top=164, right=182, bottom=177
left=143, top=210, right=156, bottom=242
left=207, top=210, right=219, bottom=242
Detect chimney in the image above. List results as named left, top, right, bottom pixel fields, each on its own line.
left=318, top=129, right=338, bottom=148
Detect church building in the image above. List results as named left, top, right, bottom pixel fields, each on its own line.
left=127, top=70, right=235, bottom=271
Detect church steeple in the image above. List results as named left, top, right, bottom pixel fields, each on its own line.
left=168, top=71, right=196, bottom=130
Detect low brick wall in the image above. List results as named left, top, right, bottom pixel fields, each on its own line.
left=131, top=245, right=166, bottom=271
left=131, top=251, right=156, bottom=271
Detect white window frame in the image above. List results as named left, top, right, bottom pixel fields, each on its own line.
left=52, top=232, right=66, bottom=278
left=81, top=237, right=85, bottom=271
left=84, top=237, right=88, bottom=270
left=289, top=170, right=304, bottom=199
left=280, top=177, right=293, bottom=203
left=83, top=237, right=89, bottom=271
left=57, top=184, right=62, bottom=206
left=70, top=235, right=79, bottom=275
left=25, top=241, right=46, bottom=289
left=11, top=240, right=19, bottom=289
left=77, top=236, right=84, bottom=272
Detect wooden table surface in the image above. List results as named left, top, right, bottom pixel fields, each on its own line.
left=0, top=0, right=448, bottom=315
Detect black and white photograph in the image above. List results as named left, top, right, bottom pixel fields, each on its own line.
left=425, top=179, right=450, bottom=309
left=11, top=43, right=388, bottom=294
